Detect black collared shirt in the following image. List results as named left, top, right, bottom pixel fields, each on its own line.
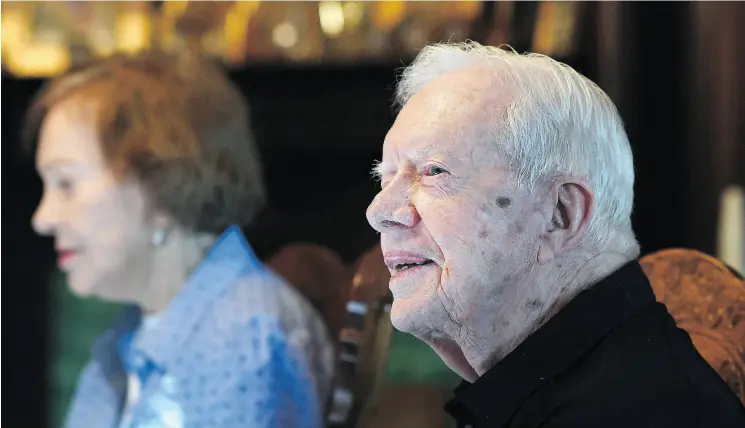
left=445, top=261, right=745, bottom=428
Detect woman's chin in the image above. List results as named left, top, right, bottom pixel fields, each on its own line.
left=67, top=277, right=97, bottom=298
left=67, top=276, right=117, bottom=302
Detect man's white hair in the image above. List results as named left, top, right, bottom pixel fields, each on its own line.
left=395, top=41, right=639, bottom=255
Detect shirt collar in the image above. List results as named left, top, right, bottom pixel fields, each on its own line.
left=104, top=225, right=262, bottom=373
left=445, top=260, right=657, bottom=426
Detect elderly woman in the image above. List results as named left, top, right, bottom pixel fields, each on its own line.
left=28, top=52, right=334, bottom=428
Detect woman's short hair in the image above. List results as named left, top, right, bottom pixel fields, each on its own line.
left=25, top=51, right=266, bottom=235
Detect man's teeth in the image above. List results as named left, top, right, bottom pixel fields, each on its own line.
left=395, top=261, right=431, bottom=271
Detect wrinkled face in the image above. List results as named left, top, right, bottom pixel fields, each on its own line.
left=33, top=101, right=154, bottom=302
left=366, top=72, right=548, bottom=357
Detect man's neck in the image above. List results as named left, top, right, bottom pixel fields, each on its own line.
left=537, top=249, right=634, bottom=326
left=466, top=249, right=634, bottom=378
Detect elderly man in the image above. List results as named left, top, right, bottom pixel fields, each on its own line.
left=366, top=42, right=745, bottom=428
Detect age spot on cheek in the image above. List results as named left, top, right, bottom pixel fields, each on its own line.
left=525, top=299, right=543, bottom=311
left=496, top=196, right=512, bottom=208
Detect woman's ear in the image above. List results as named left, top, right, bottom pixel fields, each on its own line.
left=150, top=211, right=174, bottom=247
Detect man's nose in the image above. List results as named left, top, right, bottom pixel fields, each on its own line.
left=366, top=182, right=421, bottom=233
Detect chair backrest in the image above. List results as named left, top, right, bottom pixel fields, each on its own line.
left=266, top=243, right=352, bottom=341
left=267, top=242, right=395, bottom=428
left=328, top=244, right=394, bottom=428
left=717, top=185, right=744, bottom=274
left=640, top=248, right=745, bottom=403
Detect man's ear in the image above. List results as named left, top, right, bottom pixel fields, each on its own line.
left=537, top=180, right=594, bottom=264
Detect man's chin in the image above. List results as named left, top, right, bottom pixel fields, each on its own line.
left=387, top=304, right=432, bottom=347
left=388, top=301, right=416, bottom=333
left=389, top=296, right=445, bottom=339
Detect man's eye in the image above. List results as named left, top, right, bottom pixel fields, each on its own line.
left=424, top=165, right=446, bottom=176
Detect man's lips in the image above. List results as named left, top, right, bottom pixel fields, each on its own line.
left=383, top=251, right=437, bottom=275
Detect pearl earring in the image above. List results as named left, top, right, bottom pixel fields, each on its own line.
left=152, top=228, right=167, bottom=247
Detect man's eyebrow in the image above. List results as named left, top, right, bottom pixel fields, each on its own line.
left=411, top=146, right=437, bottom=161
left=411, top=147, right=460, bottom=164
left=371, top=160, right=387, bottom=180
left=372, top=147, right=460, bottom=179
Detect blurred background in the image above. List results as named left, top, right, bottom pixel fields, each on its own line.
left=2, top=1, right=743, bottom=427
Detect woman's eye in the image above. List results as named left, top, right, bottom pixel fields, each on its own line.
left=57, top=179, right=74, bottom=194
left=424, top=165, right=446, bottom=176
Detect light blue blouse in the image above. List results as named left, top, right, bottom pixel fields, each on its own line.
left=63, top=226, right=334, bottom=428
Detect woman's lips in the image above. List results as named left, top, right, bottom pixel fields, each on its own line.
left=57, top=250, right=78, bottom=267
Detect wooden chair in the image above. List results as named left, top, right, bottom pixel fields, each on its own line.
left=640, top=248, right=745, bottom=404
left=267, top=243, right=395, bottom=428
left=266, top=243, right=352, bottom=341
left=327, top=243, right=394, bottom=428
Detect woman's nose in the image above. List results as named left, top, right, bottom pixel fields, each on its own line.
left=31, top=195, right=59, bottom=237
